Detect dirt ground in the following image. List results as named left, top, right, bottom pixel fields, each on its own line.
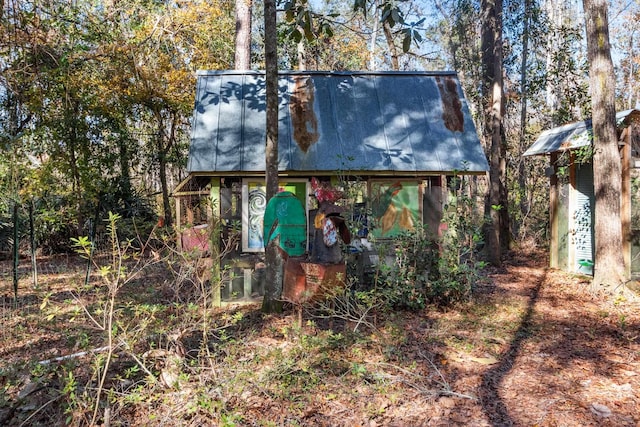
left=470, top=252, right=639, bottom=427
left=0, top=250, right=639, bottom=426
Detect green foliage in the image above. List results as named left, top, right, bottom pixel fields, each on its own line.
left=277, top=0, right=426, bottom=69
left=438, top=175, right=485, bottom=287
left=371, top=227, right=438, bottom=310
left=574, top=144, right=595, bottom=164
left=326, top=163, right=484, bottom=312
left=61, top=368, right=80, bottom=421
left=63, top=210, right=167, bottom=424
left=554, top=144, right=595, bottom=182
left=0, top=0, right=234, bottom=252
left=371, top=228, right=480, bottom=310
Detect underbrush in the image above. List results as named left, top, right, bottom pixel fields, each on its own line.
left=3, top=236, right=639, bottom=426
left=0, top=195, right=490, bottom=426
left=1, top=269, right=493, bottom=426
left=2, top=278, right=502, bottom=427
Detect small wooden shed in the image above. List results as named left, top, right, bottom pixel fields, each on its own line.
left=524, top=109, right=640, bottom=279
left=173, top=70, right=489, bottom=302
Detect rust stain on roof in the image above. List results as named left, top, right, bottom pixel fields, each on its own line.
left=290, top=76, right=320, bottom=153
left=436, top=76, right=464, bottom=133
left=560, top=141, right=573, bottom=149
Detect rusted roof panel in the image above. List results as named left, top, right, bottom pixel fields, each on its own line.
left=524, top=109, right=640, bottom=156
left=188, top=71, right=488, bottom=174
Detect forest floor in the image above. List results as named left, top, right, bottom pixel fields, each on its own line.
left=0, top=248, right=639, bottom=426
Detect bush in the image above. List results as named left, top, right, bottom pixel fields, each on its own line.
left=372, top=228, right=440, bottom=310
left=368, top=175, right=485, bottom=310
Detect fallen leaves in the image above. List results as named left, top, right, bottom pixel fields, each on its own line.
left=1, top=250, right=639, bottom=426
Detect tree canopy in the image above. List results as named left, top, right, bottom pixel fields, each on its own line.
left=1, top=0, right=638, bottom=282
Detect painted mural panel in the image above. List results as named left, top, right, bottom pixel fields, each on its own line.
left=242, top=179, right=307, bottom=252
left=369, top=181, right=421, bottom=238
left=557, top=180, right=570, bottom=271
left=246, top=182, right=267, bottom=250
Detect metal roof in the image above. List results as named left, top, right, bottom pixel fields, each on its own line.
left=187, top=70, right=488, bottom=175
left=524, top=109, right=640, bottom=156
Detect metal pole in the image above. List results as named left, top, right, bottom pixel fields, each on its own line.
left=12, top=201, right=19, bottom=301
left=30, top=199, right=38, bottom=289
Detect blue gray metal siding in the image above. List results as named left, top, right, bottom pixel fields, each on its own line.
left=188, top=71, right=488, bottom=174
left=573, top=163, right=595, bottom=274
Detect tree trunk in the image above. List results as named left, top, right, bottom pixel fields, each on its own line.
left=262, top=0, right=283, bottom=313
left=66, top=108, right=84, bottom=235
left=626, top=31, right=636, bottom=110
left=368, top=0, right=379, bottom=70
left=234, top=0, right=252, bottom=70
left=118, top=137, right=132, bottom=213
left=382, top=20, right=399, bottom=70
left=544, top=0, right=562, bottom=115
left=516, top=0, right=531, bottom=239
left=154, top=109, right=174, bottom=228
left=158, top=148, right=172, bottom=227
left=582, top=0, right=626, bottom=289
left=297, top=33, right=307, bottom=71
left=481, top=0, right=507, bottom=265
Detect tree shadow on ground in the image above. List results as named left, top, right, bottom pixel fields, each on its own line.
left=479, top=268, right=545, bottom=426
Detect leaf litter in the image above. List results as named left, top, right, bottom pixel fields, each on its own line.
left=0, top=249, right=638, bottom=426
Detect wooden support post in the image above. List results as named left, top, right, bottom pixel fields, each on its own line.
left=621, top=129, right=632, bottom=279
left=175, top=196, right=182, bottom=250
left=210, top=178, right=221, bottom=307
left=549, top=152, right=559, bottom=269
left=243, top=268, right=252, bottom=299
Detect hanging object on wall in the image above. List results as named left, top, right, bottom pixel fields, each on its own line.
left=311, top=177, right=343, bottom=203
left=310, top=201, right=350, bottom=263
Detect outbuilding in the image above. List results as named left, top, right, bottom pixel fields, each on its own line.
left=524, top=109, right=640, bottom=279
left=173, top=70, right=489, bottom=302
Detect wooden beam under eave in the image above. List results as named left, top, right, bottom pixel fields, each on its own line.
left=621, top=128, right=632, bottom=279
left=549, top=152, right=559, bottom=269
left=209, top=177, right=222, bottom=307
left=568, top=152, right=577, bottom=273
left=175, top=196, right=182, bottom=249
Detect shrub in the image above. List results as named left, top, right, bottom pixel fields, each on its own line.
left=368, top=175, right=485, bottom=310
left=371, top=228, right=439, bottom=310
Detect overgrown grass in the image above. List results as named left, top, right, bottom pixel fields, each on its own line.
left=2, top=258, right=512, bottom=425
left=0, top=207, right=500, bottom=426
left=4, top=236, right=640, bottom=426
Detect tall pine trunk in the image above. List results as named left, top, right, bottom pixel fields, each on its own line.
left=234, top=0, right=252, bottom=70
left=153, top=109, right=174, bottom=228
left=516, top=0, right=531, bottom=238
left=262, top=0, right=283, bottom=313
left=481, top=0, right=508, bottom=265
left=382, top=20, right=399, bottom=70
left=582, top=0, right=626, bottom=289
